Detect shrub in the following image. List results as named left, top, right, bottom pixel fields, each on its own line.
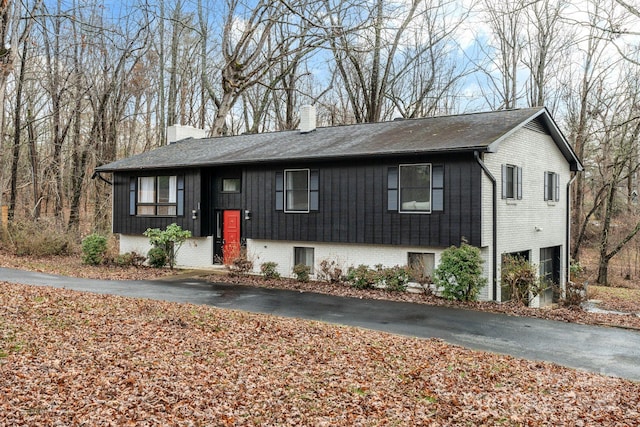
left=501, top=255, right=540, bottom=305
left=114, top=251, right=146, bottom=267
left=345, top=264, right=376, bottom=289
left=434, top=243, right=487, bottom=301
left=345, top=264, right=410, bottom=292
left=227, top=250, right=253, bottom=276
left=293, top=264, right=311, bottom=282
left=143, top=223, right=192, bottom=269
left=559, top=281, right=587, bottom=308
left=317, top=259, right=344, bottom=283
left=147, top=247, right=168, bottom=268
left=81, top=233, right=108, bottom=265
left=378, top=265, right=411, bottom=292
left=260, top=262, right=281, bottom=280
left=3, top=219, right=75, bottom=257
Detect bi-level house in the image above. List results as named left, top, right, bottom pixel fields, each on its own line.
left=95, top=106, right=582, bottom=303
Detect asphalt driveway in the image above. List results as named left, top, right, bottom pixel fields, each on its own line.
left=1, top=266, right=639, bottom=382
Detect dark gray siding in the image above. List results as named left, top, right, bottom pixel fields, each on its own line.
left=240, top=154, right=481, bottom=248
left=112, top=168, right=203, bottom=236
left=111, top=155, right=482, bottom=247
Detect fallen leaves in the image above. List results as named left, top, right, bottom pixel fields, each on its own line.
left=1, top=282, right=639, bottom=426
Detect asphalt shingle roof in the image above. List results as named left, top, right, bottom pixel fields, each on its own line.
left=96, top=107, right=581, bottom=172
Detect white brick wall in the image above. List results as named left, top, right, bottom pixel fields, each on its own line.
left=247, top=239, right=444, bottom=279
left=482, top=127, right=570, bottom=302
left=119, top=234, right=214, bottom=268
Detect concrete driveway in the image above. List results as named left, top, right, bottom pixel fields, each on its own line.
left=1, top=266, right=639, bottom=382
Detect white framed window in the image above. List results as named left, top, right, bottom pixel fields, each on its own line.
left=277, top=169, right=319, bottom=213
left=388, top=165, right=443, bottom=213
left=502, top=164, right=522, bottom=200
left=544, top=171, right=559, bottom=202
left=134, top=175, right=182, bottom=216
left=399, top=164, right=431, bottom=213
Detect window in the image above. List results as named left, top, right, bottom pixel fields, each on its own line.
left=388, top=164, right=443, bottom=212
left=544, top=171, right=559, bottom=202
left=539, top=246, right=560, bottom=286
left=408, top=252, right=435, bottom=281
left=502, top=164, right=522, bottom=200
left=400, top=164, right=431, bottom=212
left=294, top=247, right=314, bottom=274
left=276, top=169, right=319, bottom=213
left=133, top=175, right=184, bottom=216
left=222, top=178, right=241, bottom=193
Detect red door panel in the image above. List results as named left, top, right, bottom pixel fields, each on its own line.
left=223, top=210, right=241, bottom=264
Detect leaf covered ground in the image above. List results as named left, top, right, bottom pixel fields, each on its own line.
left=1, top=250, right=640, bottom=330
left=2, top=282, right=639, bottom=426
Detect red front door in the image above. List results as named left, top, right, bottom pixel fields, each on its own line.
left=223, top=210, right=241, bottom=264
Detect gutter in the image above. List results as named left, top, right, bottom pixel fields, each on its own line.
left=91, top=171, right=113, bottom=186
left=475, top=151, right=498, bottom=301
left=566, top=173, right=578, bottom=288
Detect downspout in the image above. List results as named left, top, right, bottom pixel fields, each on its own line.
left=475, top=151, right=497, bottom=301
left=566, top=173, right=578, bottom=288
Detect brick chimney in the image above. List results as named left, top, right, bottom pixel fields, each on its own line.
left=299, top=105, right=316, bottom=134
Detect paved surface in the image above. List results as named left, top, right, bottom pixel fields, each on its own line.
left=1, top=267, right=639, bottom=382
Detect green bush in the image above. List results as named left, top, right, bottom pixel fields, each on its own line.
left=379, top=265, right=411, bottom=292
left=345, top=264, right=410, bottom=291
left=346, top=264, right=376, bottom=289
left=260, top=262, right=281, bottom=279
left=143, top=223, right=192, bottom=269
left=3, top=219, right=74, bottom=257
left=148, top=247, right=168, bottom=268
left=501, top=255, right=540, bottom=305
left=293, top=264, right=311, bottom=282
left=81, top=233, right=108, bottom=265
left=434, top=243, right=487, bottom=301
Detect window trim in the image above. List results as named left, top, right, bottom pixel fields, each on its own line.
left=284, top=169, right=310, bottom=213
left=502, top=164, right=522, bottom=201
left=221, top=177, right=241, bottom=193
left=398, top=163, right=432, bottom=214
left=133, top=175, right=183, bottom=217
left=544, top=171, right=559, bottom=202
left=294, top=246, right=315, bottom=274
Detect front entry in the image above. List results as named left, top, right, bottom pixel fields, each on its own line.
left=222, top=210, right=241, bottom=264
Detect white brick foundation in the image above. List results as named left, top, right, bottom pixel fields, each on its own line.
left=119, top=234, right=214, bottom=268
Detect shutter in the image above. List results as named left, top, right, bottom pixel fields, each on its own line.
left=177, top=176, right=185, bottom=216
left=309, top=170, right=319, bottom=211
left=387, top=167, right=398, bottom=210
left=554, top=173, right=560, bottom=202
left=129, top=177, right=136, bottom=215
left=543, top=172, right=549, bottom=201
left=501, top=164, right=507, bottom=199
left=516, top=166, right=523, bottom=200
left=275, top=171, right=284, bottom=211
left=432, top=165, right=444, bottom=211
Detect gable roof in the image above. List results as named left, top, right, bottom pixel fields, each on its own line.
left=96, top=107, right=583, bottom=172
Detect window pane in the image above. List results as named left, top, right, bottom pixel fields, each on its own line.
left=400, top=164, right=430, bottom=211
left=286, top=170, right=309, bottom=211
left=157, top=176, right=175, bottom=203
left=157, top=205, right=176, bottom=216
left=138, top=177, right=155, bottom=203
left=506, top=166, right=515, bottom=199
left=137, top=205, right=155, bottom=215
left=223, top=178, right=241, bottom=192
left=294, top=247, right=314, bottom=273
left=408, top=252, right=435, bottom=280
